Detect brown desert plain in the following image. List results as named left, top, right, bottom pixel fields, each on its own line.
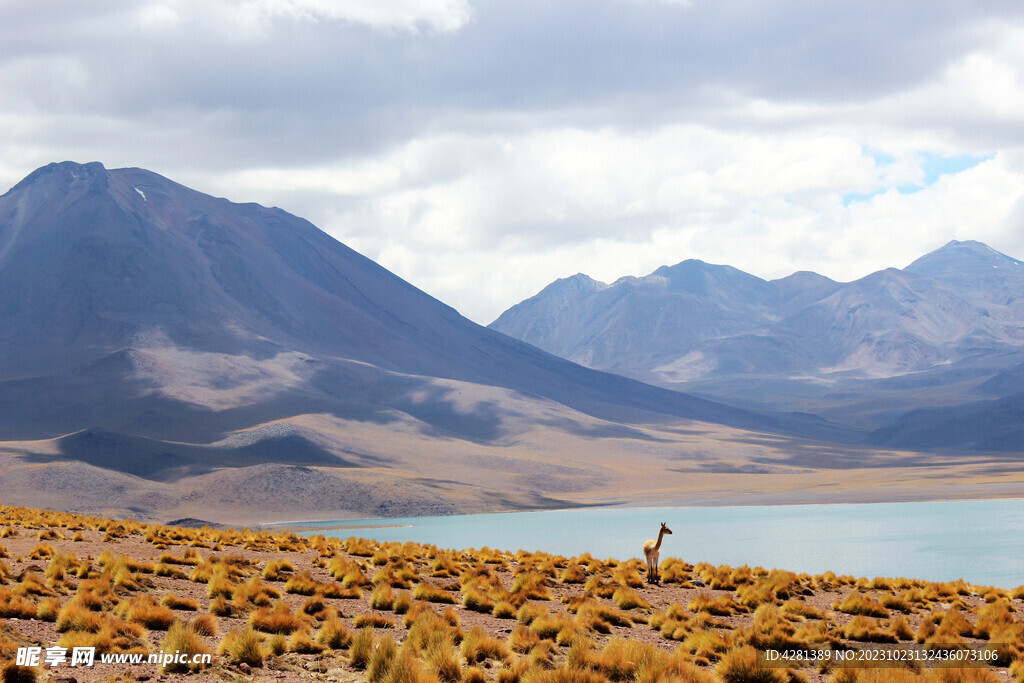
left=5, top=393, right=1024, bottom=526
left=0, top=505, right=1022, bottom=683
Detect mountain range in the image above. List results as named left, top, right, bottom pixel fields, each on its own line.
left=0, top=161, right=884, bottom=523
left=490, top=241, right=1024, bottom=448
left=1, top=162, right=1021, bottom=523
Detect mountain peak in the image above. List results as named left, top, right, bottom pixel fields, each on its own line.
left=904, top=240, right=1022, bottom=291
left=652, top=258, right=709, bottom=275
left=546, top=272, right=607, bottom=294
left=907, top=240, right=1021, bottom=271
left=7, top=161, right=109, bottom=197
left=646, top=258, right=771, bottom=303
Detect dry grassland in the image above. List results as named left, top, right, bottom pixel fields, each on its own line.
left=0, top=505, right=1021, bottom=683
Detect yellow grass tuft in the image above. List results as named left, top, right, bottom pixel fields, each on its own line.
left=206, top=571, right=234, bottom=599
left=154, top=562, right=187, bottom=578
left=232, top=576, right=282, bottom=609
left=612, top=586, right=650, bottom=610
left=28, top=543, right=55, bottom=560
left=493, top=600, right=517, bottom=619
left=160, top=621, right=212, bottom=673
left=121, top=594, right=176, bottom=630
left=0, top=589, right=37, bottom=619
left=349, top=626, right=376, bottom=670
left=716, top=644, right=788, bottom=683
left=462, top=625, right=511, bottom=664
left=781, top=599, right=823, bottom=620
left=161, top=593, right=198, bottom=611
left=889, top=614, right=915, bottom=641
left=413, top=580, right=457, bottom=604
left=220, top=626, right=264, bottom=667
left=315, top=615, right=353, bottom=650
left=367, top=634, right=400, bottom=682
left=287, top=630, right=327, bottom=654
left=880, top=593, right=916, bottom=613
left=56, top=600, right=102, bottom=632
left=0, top=663, right=38, bottom=683
left=743, top=604, right=803, bottom=652
left=370, top=582, right=396, bottom=610
left=560, top=563, right=587, bottom=584
left=35, top=597, right=61, bottom=622
left=517, top=602, right=546, bottom=625
left=284, top=570, right=319, bottom=595
left=834, top=592, right=890, bottom=618
left=393, top=589, right=412, bottom=614
left=842, top=616, right=899, bottom=643
left=17, top=572, right=53, bottom=597
left=191, top=613, right=219, bottom=637
left=509, top=623, right=541, bottom=654
left=690, top=593, right=744, bottom=616
left=424, top=632, right=463, bottom=683
left=354, top=614, right=397, bottom=629
left=262, top=558, right=295, bottom=581
left=975, top=599, right=1016, bottom=637
left=250, top=600, right=311, bottom=635
left=209, top=595, right=234, bottom=617
left=512, top=571, right=553, bottom=600
left=531, top=612, right=576, bottom=642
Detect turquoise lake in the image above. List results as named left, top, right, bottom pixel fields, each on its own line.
left=295, top=498, right=1024, bottom=588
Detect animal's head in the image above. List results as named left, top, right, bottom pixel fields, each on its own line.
left=661, top=522, right=673, bottom=535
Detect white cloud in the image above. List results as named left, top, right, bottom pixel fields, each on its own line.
left=0, top=56, right=90, bottom=110
left=2, top=2, right=1024, bottom=325
left=215, top=0, right=473, bottom=34
left=136, top=4, right=181, bottom=29
left=207, top=125, right=1024, bottom=323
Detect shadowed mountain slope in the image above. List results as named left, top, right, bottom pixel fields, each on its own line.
left=865, top=392, right=1024, bottom=452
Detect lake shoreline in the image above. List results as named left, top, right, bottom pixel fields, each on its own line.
left=260, top=484, right=1024, bottom=530
left=269, top=498, right=1024, bottom=588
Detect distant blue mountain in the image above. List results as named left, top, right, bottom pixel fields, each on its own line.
left=491, top=240, right=1024, bottom=443
left=492, top=240, right=1024, bottom=384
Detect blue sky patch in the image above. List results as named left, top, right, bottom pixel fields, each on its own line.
left=919, top=152, right=992, bottom=186
left=843, top=151, right=992, bottom=206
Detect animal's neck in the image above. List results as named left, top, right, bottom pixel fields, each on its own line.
left=654, top=528, right=665, bottom=551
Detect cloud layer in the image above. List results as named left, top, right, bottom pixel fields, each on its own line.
left=2, top=1, right=1024, bottom=322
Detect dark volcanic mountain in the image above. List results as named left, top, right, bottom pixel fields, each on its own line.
left=0, top=161, right=860, bottom=522
left=491, top=241, right=1024, bottom=435
left=0, top=161, right=830, bottom=438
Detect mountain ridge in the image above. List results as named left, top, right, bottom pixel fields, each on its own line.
left=491, top=240, right=1024, bottom=381
left=489, top=239, right=1024, bottom=443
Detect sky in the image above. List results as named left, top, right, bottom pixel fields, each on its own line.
left=3, top=1, right=1024, bottom=324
